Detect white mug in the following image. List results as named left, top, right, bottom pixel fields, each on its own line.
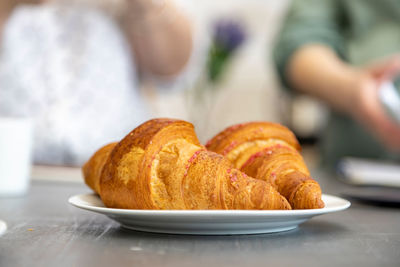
left=0, top=117, right=33, bottom=197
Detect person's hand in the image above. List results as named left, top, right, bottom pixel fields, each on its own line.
left=124, top=0, right=166, bottom=20
left=121, top=0, right=192, bottom=77
left=350, top=56, right=400, bottom=151
left=288, top=45, right=400, bottom=151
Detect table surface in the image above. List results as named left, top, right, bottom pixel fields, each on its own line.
left=1, top=169, right=399, bottom=267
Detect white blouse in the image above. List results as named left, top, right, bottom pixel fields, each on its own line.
left=0, top=5, right=150, bottom=166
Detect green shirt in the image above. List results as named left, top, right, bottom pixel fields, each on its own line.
left=274, top=0, right=400, bottom=168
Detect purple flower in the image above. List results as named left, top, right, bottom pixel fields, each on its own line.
left=206, top=18, right=247, bottom=83
left=213, top=19, right=246, bottom=53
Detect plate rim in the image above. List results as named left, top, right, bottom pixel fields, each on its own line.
left=68, top=193, right=351, bottom=217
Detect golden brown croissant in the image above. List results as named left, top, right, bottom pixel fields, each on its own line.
left=82, top=142, right=117, bottom=195
left=83, top=118, right=291, bottom=210
left=206, top=122, right=324, bottom=209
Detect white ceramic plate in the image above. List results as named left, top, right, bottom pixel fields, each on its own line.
left=69, top=194, right=350, bottom=235
left=0, top=220, right=7, bottom=237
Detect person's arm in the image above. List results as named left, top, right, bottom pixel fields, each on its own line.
left=121, top=0, right=192, bottom=78
left=288, top=45, right=360, bottom=114
left=288, top=45, right=400, bottom=150
left=274, top=0, right=400, bottom=150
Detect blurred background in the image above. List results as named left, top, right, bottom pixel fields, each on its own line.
left=144, top=0, right=326, bottom=145
left=141, top=0, right=313, bottom=141
left=2, top=0, right=325, bottom=166
left=1, top=0, right=399, bottom=183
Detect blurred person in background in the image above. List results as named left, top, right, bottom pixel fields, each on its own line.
left=0, top=0, right=193, bottom=165
left=274, top=0, right=400, bottom=170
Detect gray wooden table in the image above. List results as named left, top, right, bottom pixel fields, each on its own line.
left=1, top=171, right=399, bottom=267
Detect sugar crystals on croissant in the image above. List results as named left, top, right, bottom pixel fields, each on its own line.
left=206, top=122, right=325, bottom=209
left=82, top=118, right=291, bottom=210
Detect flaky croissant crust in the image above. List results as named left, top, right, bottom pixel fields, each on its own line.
left=206, top=122, right=324, bottom=209
left=83, top=118, right=291, bottom=210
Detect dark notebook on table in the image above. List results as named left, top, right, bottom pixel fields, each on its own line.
left=337, top=157, right=400, bottom=207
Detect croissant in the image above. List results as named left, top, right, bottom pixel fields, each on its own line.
left=82, top=142, right=117, bottom=195
left=83, top=118, right=291, bottom=210
left=206, top=122, right=324, bottom=209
